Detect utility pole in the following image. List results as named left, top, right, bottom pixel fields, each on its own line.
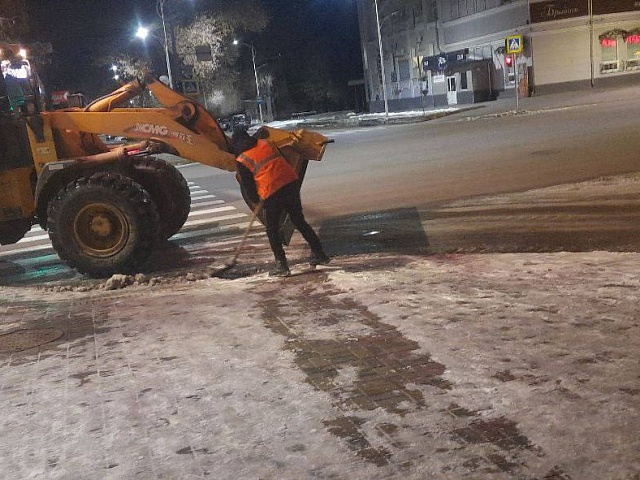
left=374, top=0, right=390, bottom=117
left=158, top=0, right=174, bottom=89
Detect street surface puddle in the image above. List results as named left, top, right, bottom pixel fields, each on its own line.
left=317, top=207, right=429, bottom=257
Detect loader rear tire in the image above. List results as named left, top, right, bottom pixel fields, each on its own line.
left=47, top=172, right=159, bottom=277
left=0, top=219, right=31, bottom=245
left=128, top=156, right=190, bottom=240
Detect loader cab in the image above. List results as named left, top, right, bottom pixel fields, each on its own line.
left=0, top=48, right=46, bottom=236
left=0, top=67, right=35, bottom=171
left=0, top=50, right=45, bottom=116
left=0, top=66, right=41, bottom=244
left=0, top=49, right=50, bottom=169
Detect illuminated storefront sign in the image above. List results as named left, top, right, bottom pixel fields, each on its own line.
left=530, top=0, right=640, bottom=23
left=422, top=49, right=468, bottom=73
left=530, top=0, right=587, bottom=23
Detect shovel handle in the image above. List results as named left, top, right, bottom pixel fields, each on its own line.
left=230, top=200, right=264, bottom=263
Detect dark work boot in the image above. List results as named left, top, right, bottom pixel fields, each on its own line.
left=269, top=259, right=290, bottom=277
left=309, top=250, right=330, bottom=267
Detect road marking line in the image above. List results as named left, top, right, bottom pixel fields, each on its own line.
left=191, top=190, right=213, bottom=198
left=182, top=213, right=247, bottom=228
left=0, top=180, right=265, bottom=263
left=187, top=206, right=236, bottom=217
left=173, top=223, right=264, bottom=241
left=190, top=194, right=216, bottom=201
left=190, top=199, right=225, bottom=208
left=16, top=233, right=50, bottom=243
left=0, top=243, right=53, bottom=256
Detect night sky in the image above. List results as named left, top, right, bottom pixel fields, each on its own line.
left=27, top=0, right=363, bottom=106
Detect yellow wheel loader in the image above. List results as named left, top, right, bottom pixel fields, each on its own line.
left=0, top=71, right=331, bottom=277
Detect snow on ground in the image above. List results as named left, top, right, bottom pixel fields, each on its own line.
left=1, top=172, right=639, bottom=479
left=261, top=107, right=460, bottom=130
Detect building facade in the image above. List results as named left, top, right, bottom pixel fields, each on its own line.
left=357, top=0, right=640, bottom=112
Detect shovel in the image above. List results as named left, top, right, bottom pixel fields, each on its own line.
left=209, top=200, right=265, bottom=277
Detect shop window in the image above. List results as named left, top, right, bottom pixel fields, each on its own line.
left=450, top=1, right=459, bottom=19
left=460, top=71, right=469, bottom=90
left=413, top=0, right=423, bottom=26
left=398, top=59, right=411, bottom=81
left=625, top=31, right=640, bottom=70
left=425, top=0, right=437, bottom=22
left=600, top=37, right=619, bottom=73
left=599, top=30, right=627, bottom=74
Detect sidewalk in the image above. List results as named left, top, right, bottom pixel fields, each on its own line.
left=265, top=83, right=638, bottom=130
left=1, top=86, right=639, bottom=479
left=1, top=246, right=639, bottom=479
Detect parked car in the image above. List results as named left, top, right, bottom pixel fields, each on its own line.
left=98, top=134, right=129, bottom=146
left=231, top=113, right=252, bottom=129
left=217, top=117, right=231, bottom=131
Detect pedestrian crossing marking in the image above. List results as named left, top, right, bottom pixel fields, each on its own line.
left=187, top=205, right=237, bottom=217
left=0, top=182, right=261, bottom=272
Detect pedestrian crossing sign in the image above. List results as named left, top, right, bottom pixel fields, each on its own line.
left=506, top=35, right=523, bottom=54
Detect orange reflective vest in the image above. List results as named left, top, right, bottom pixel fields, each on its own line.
left=237, top=139, right=298, bottom=199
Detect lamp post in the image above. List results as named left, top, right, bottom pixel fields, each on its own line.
left=157, top=0, right=174, bottom=89
left=233, top=39, right=264, bottom=124
left=135, top=1, right=175, bottom=89
left=136, top=25, right=172, bottom=87
left=374, top=0, right=389, bottom=118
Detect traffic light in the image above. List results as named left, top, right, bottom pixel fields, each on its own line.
left=505, top=55, right=513, bottom=67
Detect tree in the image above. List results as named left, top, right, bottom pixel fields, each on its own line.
left=174, top=0, right=268, bottom=114
left=0, top=0, right=29, bottom=41
left=106, top=53, right=151, bottom=83
left=290, top=53, right=345, bottom=113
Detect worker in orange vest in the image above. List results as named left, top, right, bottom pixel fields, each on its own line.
left=233, top=127, right=329, bottom=277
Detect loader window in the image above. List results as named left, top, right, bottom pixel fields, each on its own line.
left=3, top=74, right=25, bottom=111
left=0, top=74, right=13, bottom=114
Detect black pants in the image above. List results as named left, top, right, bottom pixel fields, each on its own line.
left=263, top=181, right=323, bottom=263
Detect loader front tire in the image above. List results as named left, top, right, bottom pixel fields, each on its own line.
left=128, top=156, right=191, bottom=240
left=47, top=172, right=159, bottom=277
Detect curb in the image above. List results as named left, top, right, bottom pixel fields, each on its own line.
left=294, top=105, right=484, bottom=129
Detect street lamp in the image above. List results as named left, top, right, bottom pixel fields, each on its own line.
left=135, top=3, right=175, bottom=89
left=136, top=22, right=173, bottom=88
left=233, top=39, right=264, bottom=124
left=374, top=0, right=389, bottom=118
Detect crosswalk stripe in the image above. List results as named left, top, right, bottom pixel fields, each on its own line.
left=191, top=194, right=216, bottom=201
left=5, top=253, right=59, bottom=267
left=0, top=182, right=263, bottom=267
left=16, top=233, right=50, bottom=243
left=191, top=190, right=213, bottom=198
left=191, top=199, right=225, bottom=208
left=0, top=243, right=53, bottom=256
left=187, top=206, right=237, bottom=217
left=173, top=224, right=264, bottom=242
left=182, top=213, right=247, bottom=228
